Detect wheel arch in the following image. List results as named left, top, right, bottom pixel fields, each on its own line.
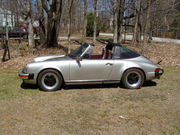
left=121, top=67, right=146, bottom=81
left=36, top=68, right=65, bottom=85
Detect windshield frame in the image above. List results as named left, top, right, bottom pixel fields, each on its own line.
left=68, top=43, right=90, bottom=59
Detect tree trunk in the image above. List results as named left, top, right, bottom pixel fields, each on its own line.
left=26, top=0, right=35, bottom=48
left=117, top=0, right=124, bottom=43
left=47, top=15, right=60, bottom=47
left=5, top=13, right=9, bottom=41
left=148, top=23, right=152, bottom=42
left=16, top=0, right=35, bottom=47
left=82, top=0, right=87, bottom=42
left=16, top=15, right=19, bottom=27
left=37, top=0, right=46, bottom=45
left=27, top=17, right=35, bottom=48
left=67, top=0, right=74, bottom=53
left=11, top=12, right=14, bottom=29
left=113, top=0, right=118, bottom=43
left=137, top=23, right=142, bottom=42
left=164, top=15, right=170, bottom=31
left=132, top=0, right=141, bottom=45
left=142, top=0, right=151, bottom=54
left=113, top=0, right=124, bottom=43
left=93, top=0, right=98, bottom=43
left=41, top=0, right=63, bottom=47
left=124, top=19, right=126, bottom=42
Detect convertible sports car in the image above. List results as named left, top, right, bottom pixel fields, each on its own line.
left=19, top=43, right=163, bottom=91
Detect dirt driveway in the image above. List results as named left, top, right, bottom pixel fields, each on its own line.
left=0, top=68, right=180, bottom=135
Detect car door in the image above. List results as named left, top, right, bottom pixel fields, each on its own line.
left=69, top=59, right=114, bottom=81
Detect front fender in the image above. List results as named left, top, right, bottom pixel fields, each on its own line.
left=26, top=61, right=70, bottom=81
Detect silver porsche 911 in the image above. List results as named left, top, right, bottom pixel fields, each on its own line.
left=19, top=43, right=163, bottom=91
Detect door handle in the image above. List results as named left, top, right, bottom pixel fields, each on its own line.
left=105, top=63, right=113, bottom=66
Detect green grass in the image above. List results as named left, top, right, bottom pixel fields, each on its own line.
left=0, top=70, right=39, bottom=100
left=0, top=68, right=179, bottom=134
left=0, top=67, right=179, bottom=101
left=164, top=68, right=180, bottom=73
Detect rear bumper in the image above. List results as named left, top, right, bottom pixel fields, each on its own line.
left=19, top=70, right=36, bottom=84
left=146, top=69, right=164, bottom=80
left=155, top=69, right=164, bottom=79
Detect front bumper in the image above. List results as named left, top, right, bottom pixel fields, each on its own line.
left=155, top=69, right=164, bottom=79
left=19, top=70, right=34, bottom=80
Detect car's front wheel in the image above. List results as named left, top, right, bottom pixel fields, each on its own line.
left=122, top=69, right=144, bottom=89
left=38, top=69, right=63, bottom=91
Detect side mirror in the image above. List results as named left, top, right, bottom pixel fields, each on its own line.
left=76, top=56, right=82, bottom=62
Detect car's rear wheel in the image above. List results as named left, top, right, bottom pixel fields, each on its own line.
left=38, top=69, right=63, bottom=91
left=122, top=69, right=144, bottom=89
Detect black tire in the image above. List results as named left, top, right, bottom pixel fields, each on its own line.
left=122, top=69, right=144, bottom=89
left=38, top=69, right=63, bottom=91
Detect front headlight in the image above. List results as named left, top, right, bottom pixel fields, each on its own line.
left=22, top=67, right=27, bottom=73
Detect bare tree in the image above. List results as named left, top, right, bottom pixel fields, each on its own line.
left=118, top=0, right=125, bottom=43
left=113, top=0, right=119, bottom=43
left=93, top=0, right=98, bottom=42
left=37, top=0, right=46, bottom=45
left=113, top=0, right=124, bottom=43
left=142, top=0, right=151, bottom=54
left=16, top=0, right=35, bottom=48
left=5, top=12, right=9, bottom=41
left=67, top=0, right=74, bottom=53
left=41, top=0, right=63, bottom=47
left=82, top=0, right=88, bottom=42
left=1, top=0, right=10, bottom=61
left=132, top=0, right=142, bottom=45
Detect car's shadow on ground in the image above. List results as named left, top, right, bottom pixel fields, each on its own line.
left=63, top=80, right=157, bottom=90
left=143, top=80, right=157, bottom=87
left=21, top=83, right=38, bottom=90
left=20, top=80, right=157, bottom=91
left=63, top=83, right=120, bottom=90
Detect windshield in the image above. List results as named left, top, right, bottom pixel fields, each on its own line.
left=68, top=43, right=89, bottom=58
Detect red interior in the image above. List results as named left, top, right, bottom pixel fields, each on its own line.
left=90, top=54, right=102, bottom=59
left=90, top=48, right=112, bottom=59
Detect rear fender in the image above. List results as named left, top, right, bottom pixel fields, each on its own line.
left=120, top=63, right=141, bottom=77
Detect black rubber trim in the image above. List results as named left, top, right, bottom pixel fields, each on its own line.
left=155, top=69, right=164, bottom=78
left=28, top=73, right=34, bottom=79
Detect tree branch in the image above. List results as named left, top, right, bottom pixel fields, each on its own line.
left=123, top=13, right=136, bottom=20
left=41, top=0, right=49, bottom=13
left=16, top=0, right=28, bottom=16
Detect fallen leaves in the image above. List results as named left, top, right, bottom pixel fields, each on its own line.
left=0, top=40, right=179, bottom=70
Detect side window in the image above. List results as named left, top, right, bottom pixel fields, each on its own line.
left=120, top=47, right=140, bottom=59
left=112, top=46, right=121, bottom=59
left=112, top=46, right=140, bottom=59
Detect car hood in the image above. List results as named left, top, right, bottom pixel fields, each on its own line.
left=33, top=55, right=69, bottom=62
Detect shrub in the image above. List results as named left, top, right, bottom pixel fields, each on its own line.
left=86, top=12, right=102, bottom=37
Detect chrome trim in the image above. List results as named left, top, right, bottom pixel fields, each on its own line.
left=126, top=71, right=142, bottom=88
left=65, top=80, right=120, bottom=85
left=41, top=72, right=59, bottom=90
left=80, top=44, right=93, bottom=57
